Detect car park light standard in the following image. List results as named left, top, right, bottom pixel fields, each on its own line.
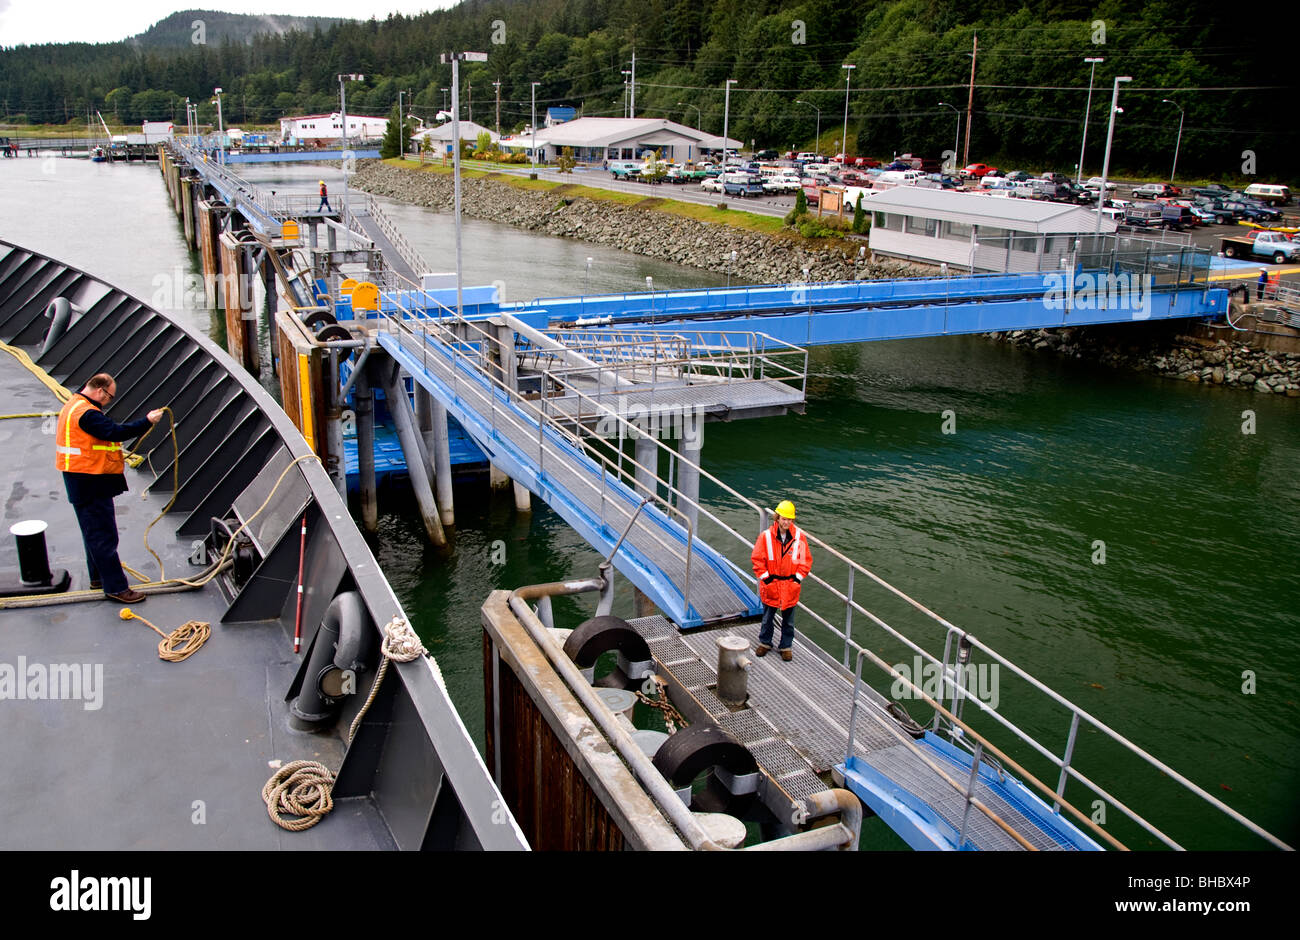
left=938, top=102, right=959, bottom=174
left=1076, top=57, right=1104, bottom=185
left=1094, top=75, right=1131, bottom=236
left=1161, top=98, right=1185, bottom=183
left=841, top=64, right=856, bottom=160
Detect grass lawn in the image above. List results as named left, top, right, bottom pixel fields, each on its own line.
left=384, top=157, right=789, bottom=236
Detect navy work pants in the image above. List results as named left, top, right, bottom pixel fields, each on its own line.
left=72, top=498, right=128, bottom=595
left=759, top=604, right=797, bottom=651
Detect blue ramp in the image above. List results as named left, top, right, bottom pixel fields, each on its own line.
left=837, top=733, right=1103, bottom=851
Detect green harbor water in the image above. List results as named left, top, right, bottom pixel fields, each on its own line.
left=2, top=156, right=1295, bottom=850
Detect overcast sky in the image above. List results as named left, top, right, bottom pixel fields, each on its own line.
left=0, top=1, right=457, bottom=47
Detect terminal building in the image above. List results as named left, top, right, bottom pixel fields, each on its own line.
left=499, top=117, right=739, bottom=165
left=866, top=188, right=1118, bottom=273
left=278, top=113, right=389, bottom=146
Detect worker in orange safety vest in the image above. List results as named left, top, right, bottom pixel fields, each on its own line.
left=55, top=373, right=164, bottom=603
left=750, top=500, right=812, bottom=661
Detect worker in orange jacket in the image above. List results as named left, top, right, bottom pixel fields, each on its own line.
left=55, top=373, right=163, bottom=602
left=750, top=500, right=812, bottom=661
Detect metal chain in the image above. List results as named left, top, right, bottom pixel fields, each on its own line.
left=635, top=675, right=687, bottom=735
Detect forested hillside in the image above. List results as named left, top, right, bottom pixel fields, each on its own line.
left=1, top=0, right=1292, bottom=179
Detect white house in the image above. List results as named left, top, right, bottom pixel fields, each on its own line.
left=412, top=120, right=499, bottom=155
left=498, top=117, right=739, bottom=165
left=866, top=187, right=1119, bottom=272
left=279, top=113, right=389, bottom=145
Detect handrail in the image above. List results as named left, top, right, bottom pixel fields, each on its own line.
left=377, top=300, right=709, bottom=619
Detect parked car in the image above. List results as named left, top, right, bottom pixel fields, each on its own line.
left=1160, top=205, right=1199, bottom=230
left=1083, top=177, right=1118, bottom=192
left=1123, top=202, right=1165, bottom=228
left=763, top=174, right=802, bottom=194
left=961, top=163, right=1000, bottom=179
left=700, top=177, right=724, bottom=193
left=1132, top=183, right=1181, bottom=199
left=1243, top=183, right=1291, bottom=206
left=1040, top=172, right=1070, bottom=185
left=1003, top=170, right=1032, bottom=183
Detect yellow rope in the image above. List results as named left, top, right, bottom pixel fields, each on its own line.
left=0, top=411, right=59, bottom=420
left=0, top=340, right=71, bottom=402
left=118, top=606, right=211, bottom=662
left=262, top=760, right=335, bottom=831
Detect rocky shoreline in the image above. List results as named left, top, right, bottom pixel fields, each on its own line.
left=989, top=326, right=1300, bottom=396
left=350, top=159, right=919, bottom=284
left=354, top=160, right=1297, bottom=398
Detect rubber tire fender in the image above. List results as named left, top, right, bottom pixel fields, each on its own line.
left=562, top=615, right=652, bottom=690
left=651, top=722, right=758, bottom=817
left=302, top=310, right=337, bottom=332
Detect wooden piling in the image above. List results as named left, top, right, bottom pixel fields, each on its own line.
left=218, top=232, right=255, bottom=372
left=355, top=366, right=378, bottom=533
left=180, top=177, right=196, bottom=250
left=197, top=200, right=220, bottom=308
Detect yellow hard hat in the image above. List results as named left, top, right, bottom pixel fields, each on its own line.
left=318, top=180, right=325, bottom=184
left=775, top=500, right=796, bottom=520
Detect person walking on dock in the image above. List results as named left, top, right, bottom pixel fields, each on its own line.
left=318, top=180, right=332, bottom=212
left=751, top=500, right=812, bottom=661
left=55, top=373, right=163, bottom=603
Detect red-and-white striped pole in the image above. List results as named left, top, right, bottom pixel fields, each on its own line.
left=293, top=514, right=307, bottom=653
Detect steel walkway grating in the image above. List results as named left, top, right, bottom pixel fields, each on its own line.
left=629, top=616, right=1073, bottom=849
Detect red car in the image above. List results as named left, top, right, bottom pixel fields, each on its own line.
left=962, top=163, right=1000, bottom=179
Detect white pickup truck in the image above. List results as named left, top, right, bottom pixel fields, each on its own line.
left=1220, top=231, right=1300, bottom=264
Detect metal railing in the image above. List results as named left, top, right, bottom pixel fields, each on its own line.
left=375, top=294, right=714, bottom=620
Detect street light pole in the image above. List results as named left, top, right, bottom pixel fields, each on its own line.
left=722, top=78, right=737, bottom=164
left=213, top=87, right=223, bottom=164
left=1161, top=98, right=1185, bottom=183
left=840, top=64, right=855, bottom=161
left=1094, top=75, right=1132, bottom=235
left=1076, top=56, right=1104, bottom=184
left=441, top=52, right=488, bottom=319
left=677, top=102, right=701, bottom=129
left=938, top=102, right=959, bottom=174
left=531, top=81, right=540, bottom=169
left=795, top=100, right=821, bottom=153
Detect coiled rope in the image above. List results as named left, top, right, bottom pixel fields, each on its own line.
left=262, top=618, right=426, bottom=833
left=118, top=607, right=211, bottom=662
left=261, top=761, right=335, bottom=832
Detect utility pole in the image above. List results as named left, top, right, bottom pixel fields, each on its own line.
left=467, top=81, right=472, bottom=124
left=531, top=81, right=540, bottom=168
left=722, top=78, right=737, bottom=164
left=398, top=89, right=403, bottom=160
left=963, top=33, right=977, bottom=167
left=493, top=78, right=501, bottom=138
left=630, top=50, right=636, bottom=118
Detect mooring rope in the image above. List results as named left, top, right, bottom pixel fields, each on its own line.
left=261, top=618, right=426, bottom=833
left=348, top=616, right=427, bottom=742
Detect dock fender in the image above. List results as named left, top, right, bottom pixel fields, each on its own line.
left=651, top=722, right=759, bottom=817
left=40, top=297, right=84, bottom=357
left=289, top=590, right=375, bottom=728
left=562, top=614, right=654, bottom=690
